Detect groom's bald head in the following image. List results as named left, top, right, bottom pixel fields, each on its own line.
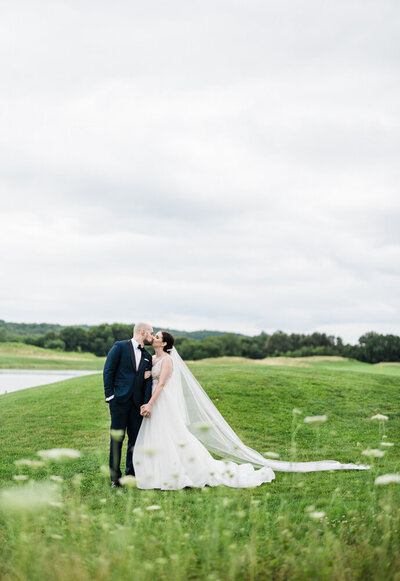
left=133, top=322, right=154, bottom=345
left=134, top=322, right=152, bottom=335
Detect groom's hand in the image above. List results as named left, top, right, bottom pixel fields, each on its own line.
left=140, top=403, right=152, bottom=418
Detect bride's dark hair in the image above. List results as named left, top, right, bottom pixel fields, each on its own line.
left=161, top=331, right=175, bottom=353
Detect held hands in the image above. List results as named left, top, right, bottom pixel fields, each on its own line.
left=144, top=370, right=152, bottom=380
left=140, top=403, right=152, bottom=418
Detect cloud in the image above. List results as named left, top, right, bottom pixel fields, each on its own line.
left=1, top=0, right=399, bottom=343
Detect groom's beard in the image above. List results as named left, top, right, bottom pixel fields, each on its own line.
left=143, top=338, right=153, bottom=346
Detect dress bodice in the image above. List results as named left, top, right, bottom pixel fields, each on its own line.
left=151, top=356, right=171, bottom=384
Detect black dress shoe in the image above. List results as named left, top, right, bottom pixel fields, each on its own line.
left=111, top=480, right=121, bottom=488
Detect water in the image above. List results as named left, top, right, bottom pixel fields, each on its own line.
left=0, top=369, right=101, bottom=395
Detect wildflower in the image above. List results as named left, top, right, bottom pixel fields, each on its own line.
left=110, top=429, right=125, bottom=441
left=362, top=449, right=385, bottom=458
left=50, top=534, right=63, bottom=540
left=100, top=465, right=109, bottom=476
left=370, top=414, right=389, bottom=421
left=292, top=408, right=302, bottom=415
left=136, top=446, right=159, bottom=457
left=308, top=511, right=326, bottom=519
left=304, top=415, right=327, bottom=423
left=263, top=451, right=280, bottom=458
left=14, top=459, right=45, bottom=468
left=119, top=475, right=137, bottom=488
left=192, top=422, right=212, bottom=432
left=0, top=482, right=60, bottom=514
left=380, top=442, right=394, bottom=447
left=12, top=475, right=28, bottom=481
left=374, top=474, right=400, bottom=485
left=72, top=474, right=83, bottom=487
left=50, top=475, right=64, bottom=483
left=133, top=507, right=144, bottom=516
left=146, top=505, right=161, bottom=511
left=37, top=448, right=82, bottom=462
left=144, top=563, right=154, bottom=571
left=100, top=498, right=107, bottom=504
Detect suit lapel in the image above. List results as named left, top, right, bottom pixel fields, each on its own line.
left=128, top=340, right=138, bottom=373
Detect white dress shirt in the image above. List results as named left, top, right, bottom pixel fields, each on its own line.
left=131, top=338, right=144, bottom=370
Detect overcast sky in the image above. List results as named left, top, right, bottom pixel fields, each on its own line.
left=1, top=0, right=399, bottom=343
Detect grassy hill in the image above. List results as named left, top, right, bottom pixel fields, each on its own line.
left=0, top=342, right=105, bottom=370
left=0, top=357, right=399, bottom=580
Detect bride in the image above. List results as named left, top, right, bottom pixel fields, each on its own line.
left=133, top=331, right=369, bottom=490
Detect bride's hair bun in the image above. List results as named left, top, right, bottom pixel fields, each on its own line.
left=161, top=331, right=175, bottom=354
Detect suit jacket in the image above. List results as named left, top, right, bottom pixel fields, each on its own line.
left=103, top=340, right=153, bottom=407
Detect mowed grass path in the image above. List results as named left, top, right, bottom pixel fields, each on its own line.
left=0, top=357, right=399, bottom=580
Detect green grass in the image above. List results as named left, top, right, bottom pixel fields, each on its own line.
left=0, top=358, right=399, bottom=580
left=0, top=342, right=105, bottom=370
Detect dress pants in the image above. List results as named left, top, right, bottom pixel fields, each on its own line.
left=109, top=397, right=143, bottom=481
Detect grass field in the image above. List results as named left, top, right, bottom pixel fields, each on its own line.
left=0, top=342, right=105, bottom=370
left=0, top=350, right=399, bottom=580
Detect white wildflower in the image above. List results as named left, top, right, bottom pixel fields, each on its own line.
left=380, top=442, right=394, bottom=447
left=110, top=429, right=125, bottom=441
left=14, top=459, right=45, bottom=468
left=50, top=534, right=63, bottom=540
left=362, top=449, right=385, bottom=458
left=145, top=505, right=161, bottom=511
left=370, top=414, right=389, bottom=421
left=263, top=451, right=280, bottom=458
left=72, top=474, right=83, bottom=487
left=0, top=482, right=61, bottom=514
left=119, top=475, right=137, bottom=488
left=49, top=502, right=63, bottom=508
left=12, top=475, right=28, bottom=481
left=192, top=422, right=212, bottom=432
left=292, top=408, right=302, bottom=415
left=374, top=474, right=400, bottom=485
left=308, top=511, right=326, bottom=519
left=100, top=465, right=109, bottom=476
left=50, top=475, right=64, bottom=483
left=304, top=415, right=327, bottom=423
left=135, top=446, right=159, bottom=457
left=37, top=448, right=82, bottom=462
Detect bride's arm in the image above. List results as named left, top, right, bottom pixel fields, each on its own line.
left=141, top=357, right=172, bottom=416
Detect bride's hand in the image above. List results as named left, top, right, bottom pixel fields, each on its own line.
left=140, top=403, right=152, bottom=418
left=144, top=370, right=152, bottom=379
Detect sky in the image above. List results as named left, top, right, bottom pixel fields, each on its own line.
left=1, top=0, right=399, bottom=343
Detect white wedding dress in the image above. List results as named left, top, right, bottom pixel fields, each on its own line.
left=133, top=349, right=369, bottom=490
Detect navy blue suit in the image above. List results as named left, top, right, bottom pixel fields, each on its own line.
left=103, top=340, right=152, bottom=481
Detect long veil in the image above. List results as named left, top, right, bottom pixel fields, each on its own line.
left=169, top=348, right=370, bottom=472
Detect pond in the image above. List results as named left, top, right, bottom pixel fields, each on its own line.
left=0, top=369, right=101, bottom=395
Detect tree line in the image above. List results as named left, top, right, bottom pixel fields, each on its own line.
left=0, top=321, right=399, bottom=364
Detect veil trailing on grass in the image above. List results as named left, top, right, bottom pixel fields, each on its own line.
left=169, top=348, right=370, bottom=472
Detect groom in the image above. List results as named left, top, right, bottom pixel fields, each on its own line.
left=103, top=322, right=154, bottom=486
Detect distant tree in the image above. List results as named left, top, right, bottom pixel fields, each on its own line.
left=110, top=323, right=133, bottom=342
left=265, top=331, right=291, bottom=356
left=60, top=327, right=89, bottom=352
left=44, top=339, right=66, bottom=350
left=87, top=324, right=115, bottom=356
